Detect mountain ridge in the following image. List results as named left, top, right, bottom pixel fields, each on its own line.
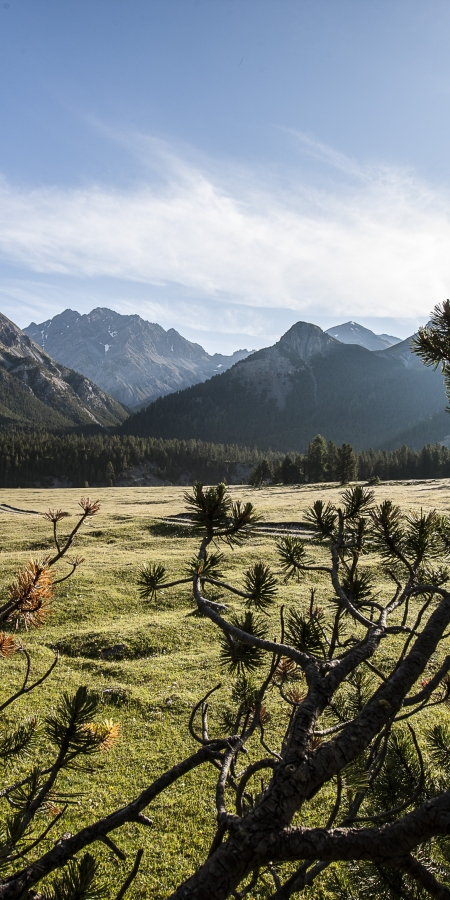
left=0, top=312, right=128, bottom=430
left=24, top=308, right=250, bottom=407
left=325, top=321, right=401, bottom=351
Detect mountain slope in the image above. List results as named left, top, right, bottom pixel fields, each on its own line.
left=0, top=313, right=128, bottom=429
left=24, top=308, right=250, bottom=407
left=325, top=321, right=401, bottom=351
left=120, top=321, right=447, bottom=451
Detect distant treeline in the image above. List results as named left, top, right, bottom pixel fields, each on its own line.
left=0, top=433, right=278, bottom=488
left=250, top=435, right=450, bottom=485
left=0, top=432, right=450, bottom=488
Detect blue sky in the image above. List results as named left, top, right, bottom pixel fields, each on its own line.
left=1, top=1, right=450, bottom=352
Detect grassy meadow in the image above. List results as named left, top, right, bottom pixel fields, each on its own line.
left=2, top=479, right=450, bottom=898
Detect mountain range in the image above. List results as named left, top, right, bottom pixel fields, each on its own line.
left=24, top=308, right=250, bottom=408
left=120, top=321, right=448, bottom=452
left=0, top=313, right=128, bottom=430
left=325, top=321, right=401, bottom=351
left=4, top=308, right=449, bottom=453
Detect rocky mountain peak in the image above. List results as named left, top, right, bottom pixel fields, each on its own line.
left=24, top=307, right=250, bottom=408
left=277, top=321, right=337, bottom=361
left=325, top=321, right=401, bottom=351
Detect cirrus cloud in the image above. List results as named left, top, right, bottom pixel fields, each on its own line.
left=0, top=136, right=449, bottom=330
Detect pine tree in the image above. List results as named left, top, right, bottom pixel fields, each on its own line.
left=305, top=434, right=328, bottom=482
left=281, top=454, right=302, bottom=484
left=105, top=460, right=115, bottom=486
left=0, top=498, right=144, bottom=899
left=6, top=484, right=450, bottom=897
left=326, top=439, right=339, bottom=480
left=412, top=298, right=450, bottom=403
left=248, top=459, right=272, bottom=486
left=336, top=442, right=357, bottom=483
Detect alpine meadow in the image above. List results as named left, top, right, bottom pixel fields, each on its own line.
left=4, top=5, right=450, bottom=898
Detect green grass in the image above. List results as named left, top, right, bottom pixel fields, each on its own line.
left=2, top=481, right=450, bottom=897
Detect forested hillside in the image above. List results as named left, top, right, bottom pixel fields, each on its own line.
left=121, top=321, right=448, bottom=451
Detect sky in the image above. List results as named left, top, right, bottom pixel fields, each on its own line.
left=1, top=1, right=450, bottom=353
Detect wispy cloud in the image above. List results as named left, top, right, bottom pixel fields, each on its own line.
left=0, top=135, right=449, bottom=329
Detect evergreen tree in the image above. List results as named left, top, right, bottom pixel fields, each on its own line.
left=281, top=454, right=303, bottom=484
left=0, top=498, right=141, bottom=898
left=326, top=439, right=339, bottom=480
left=305, top=434, right=328, bottom=482
left=337, top=442, right=357, bottom=484
left=248, top=459, right=272, bottom=487
left=271, top=460, right=283, bottom=483
left=105, top=460, right=115, bottom=486
left=412, top=298, right=450, bottom=402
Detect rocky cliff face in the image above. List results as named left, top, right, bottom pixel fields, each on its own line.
left=25, top=308, right=250, bottom=408
left=0, top=315, right=49, bottom=364
left=225, top=322, right=339, bottom=409
left=0, top=313, right=128, bottom=429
